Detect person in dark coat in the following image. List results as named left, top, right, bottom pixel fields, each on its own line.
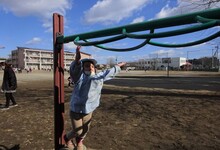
left=67, top=76, right=74, bottom=88
left=0, top=62, right=18, bottom=110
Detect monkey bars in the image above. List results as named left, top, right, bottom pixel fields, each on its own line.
left=53, top=8, right=220, bottom=150
left=56, top=8, right=220, bottom=51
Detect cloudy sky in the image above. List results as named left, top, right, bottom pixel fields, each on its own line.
left=0, top=0, right=220, bottom=64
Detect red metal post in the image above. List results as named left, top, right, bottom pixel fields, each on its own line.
left=53, top=13, right=65, bottom=150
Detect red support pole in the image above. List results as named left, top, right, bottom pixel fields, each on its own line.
left=53, top=13, right=65, bottom=150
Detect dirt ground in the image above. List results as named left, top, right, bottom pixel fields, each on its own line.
left=0, top=70, right=220, bottom=150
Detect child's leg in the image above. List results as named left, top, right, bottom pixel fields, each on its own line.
left=81, top=112, right=92, bottom=140
left=76, top=112, right=92, bottom=149
left=68, top=112, right=92, bottom=145
left=65, top=111, right=84, bottom=148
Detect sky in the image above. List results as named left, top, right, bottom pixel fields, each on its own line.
left=0, top=0, right=220, bottom=64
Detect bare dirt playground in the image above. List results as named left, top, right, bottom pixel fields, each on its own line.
left=0, top=70, right=220, bottom=150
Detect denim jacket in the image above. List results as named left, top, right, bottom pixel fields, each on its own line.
left=69, top=61, right=121, bottom=114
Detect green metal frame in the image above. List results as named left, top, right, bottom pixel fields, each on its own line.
left=56, top=8, right=220, bottom=51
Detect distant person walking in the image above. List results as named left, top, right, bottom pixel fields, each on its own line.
left=64, top=46, right=126, bottom=150
left=0, top=62, right=18, bottom=110
left=67, top=76, right=74, bottom=88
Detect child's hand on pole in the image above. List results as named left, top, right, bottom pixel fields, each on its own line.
left=75, top=45, right=81, bottom=64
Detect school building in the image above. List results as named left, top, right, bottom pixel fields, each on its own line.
left=0, top=58, right=6, bottom=63
left=7, top=47, right=91, bottom=70
left=136, top=57, right=187, bottom=70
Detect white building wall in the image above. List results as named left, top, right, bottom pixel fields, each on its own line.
left=0, top=58, right=6, bottom=63
left=138, top=57, right=186, bottom=70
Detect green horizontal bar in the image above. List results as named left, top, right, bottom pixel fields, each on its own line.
left=63, top=8, right=220, bottom=43
left=148, top=31, right=220, bottom=48
left=196, top=16, right=220, bottom=23
left=79, top=29, right=154, bottom=51
left=73, top=34, right=126, bottom=46
left=123, top=20, right=218, bottom=39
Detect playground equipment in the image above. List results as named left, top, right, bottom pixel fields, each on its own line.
left=53, top=8, right=220, bottom=149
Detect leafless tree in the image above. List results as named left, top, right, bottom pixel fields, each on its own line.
left=106, top=57, right=116, bottom=67
left=181, top=0, right=220, bottom=9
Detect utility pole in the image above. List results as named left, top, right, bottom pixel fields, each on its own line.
left=217, top=46, right=219, bottom=70
left=212, top=48, right=214, bottom=68
left=187, top=50, right=200, bottom=62
left=0, top=46, right=5, bottom=58
left=166, top=52, right=170, bottom=77
left=212, top=45, right=219, bottom=69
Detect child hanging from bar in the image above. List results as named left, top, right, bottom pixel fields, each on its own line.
left=64, top=46, right=126, bottom=150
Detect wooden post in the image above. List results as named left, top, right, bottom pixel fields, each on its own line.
left=53, top=13, right=65, bottom=150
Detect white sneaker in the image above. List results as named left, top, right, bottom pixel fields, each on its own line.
left=1, top=107, right=10, bottom=110
left=10, top=104, right=18, bottom=107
